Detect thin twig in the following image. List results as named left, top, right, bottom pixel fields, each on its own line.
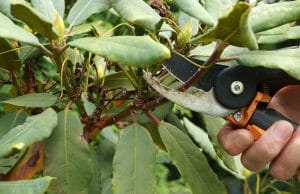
left=38, top=45, right=54, bottom=58
left=130, top=110, right=138, bottom=127
left=178, top=40, right=228, bottom=91
left=144, top=110, right=161, bottom=125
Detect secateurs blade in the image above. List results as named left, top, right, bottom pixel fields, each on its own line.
left=143, top=52, right=300, bottom=140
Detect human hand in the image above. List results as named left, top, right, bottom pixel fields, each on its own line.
left=217, top=85, right=300, bottom=181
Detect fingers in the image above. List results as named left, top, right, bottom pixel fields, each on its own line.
left=218, top=123, right=254, bottom=156
left=268, top=85, right=300, bottom=122
left=241, top=121, right=294, bottom=172
left=269, top=127, right=300, bottom=180
left=218, top=121, right=299, bottom=180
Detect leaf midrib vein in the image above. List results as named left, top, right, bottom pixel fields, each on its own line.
left=164, top=127, right=216, bottom=194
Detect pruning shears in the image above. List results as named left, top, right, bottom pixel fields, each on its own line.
left=144, top=53, right=300, bottom=140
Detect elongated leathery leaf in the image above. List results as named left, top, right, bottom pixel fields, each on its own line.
left=250, top=1, right=300, bottom=33
left=258, top=26, right=300, bottom=45
left=0, top=0, right=14, bottom=18
left=0, top=111, right=28, bottom=139
left=0, top=108, right=57, bottom=158
left=51, top=0, right=65, bottom=17
left=193, top=2, right=258, bottom=50
left=31, top=0, right=56, bottom=22
left=67, top=0, right=109, bottom=27
left=173, top=0, right=215, bottom=26
left=11, top=0, right=60, bottom=39
left=1, top=93, right=57, bottom=107
left=0, top=149, right=26, bottom=174
left=89, top=137, right=115, bottom=194
left=158, top=122, right=227, bottom=194
left=112, top=124, right=156, bottom=194
left=68, top=36, right=170, bottom=66
left=178, top=11, right=199, bottom=36
left=0, top=38, right=22, bottom=70
left=195, top=114, right=244, bottom=177
left=204, top=0, right=233, bottom=22
left=109, top=0, right=161, bottom=31
left=0, top=176, right=54, bottom=194
left=102, top=72, right=135, bottom=91
left=237, top=48, right=300, bottom=80
left=0, top=110, right=28, bottom=175
left=32, top=0, right=65, bottom=37
left=44, top=110, right=92, bottom=194
left=0, top=12, right=40, bottom=46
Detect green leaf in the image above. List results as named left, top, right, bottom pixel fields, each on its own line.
left=193, top=2, right=258, bottom=50
left=196, top=114, right=244, bottom=177
left=109, top=0, right=162, bottom=31
left=0, top=110, right=28, bottom=139
left=0, top=38, right=22, bottom=70
left=32, top=0, right=64, bottom=37
left=102, top=179, right=113, bottom=194
left=158, top=122, right=227, bottom=194
left=173, top=0, right=215, bottom=26
left=178, top=11, right=199, bottom=36
left=89, top=137, right=115, bottom=194
left=0, top=108, right=57, bottom=158
left=182, top=117, right=243, bottom=177
left=0, top=176, right=54, bottom=194
left=67, top=0, right=110, bottom=27
left=0, top=149, right=26, bottom=174
left=257, top=24, right=292, bottom=36
left=258, top=26, right=300, bottom=45
left=237, top=48, right=300, bottom=80
left=44, top=110, right=92, bottom=194
left=11, top=0, right=60, bottom=39
left=88, top=148, right=102, bottom=194
left=68, top=36, right=171, bottom=66
left=70, top=21, right=109, bottom=36
left=31, top=0, right=56, bottom=22
left=0, top=12, right=40, bottom=46
left=177, top=20, right=193, bottom=48
left=51, top=0, right=65, bottom=17
left=102, top=72, right=135, bottom=91
left=204, top=0, right=233, bottom=21
left=183, top=118, right=216, bottom=159
left=112, top=124, right=156, bottom=194
left=1, top=93, right=57, bottom=107
left=190, top=42, right=249, bottom=60
left=250, top=1, right=300, bottom=33
left=81, top=92, right=96, bottom=116
left=0, top=0, right=14, bottom=18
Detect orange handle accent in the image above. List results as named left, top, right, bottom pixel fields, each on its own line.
left=246, top=125, right=265, bottom=141
left=225, top=92, right=271, bottom=140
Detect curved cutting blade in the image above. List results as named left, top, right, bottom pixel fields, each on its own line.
left=143, top=71, right=236, bottom=117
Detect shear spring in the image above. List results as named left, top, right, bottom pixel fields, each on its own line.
left=261, top=82, right=271, bottom=95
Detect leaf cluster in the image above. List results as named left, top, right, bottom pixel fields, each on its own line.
left=0, top=0, right=299, bottom=194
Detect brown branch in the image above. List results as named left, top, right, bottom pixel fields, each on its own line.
left=144, top=110, right=161, bottom=125
left=83, top=41, right=228, bottom=143
left=130, top=110, right=138, bottom=127
left=178, top=40, right=228, bottom=91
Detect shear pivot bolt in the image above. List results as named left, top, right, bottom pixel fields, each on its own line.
left=231, top=81, right=244, bottom=95
left=233, top=112, right=243, bottom=122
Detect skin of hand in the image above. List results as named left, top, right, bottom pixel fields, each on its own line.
left=217, top=85, right=300, bottom=181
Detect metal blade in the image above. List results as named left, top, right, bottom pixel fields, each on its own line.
left=143, top=71, right=236, bottom=117
left=163, top=53, right=227, bottom=91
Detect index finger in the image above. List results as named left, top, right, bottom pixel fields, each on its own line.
left=217, top=122, right=254, bottom=156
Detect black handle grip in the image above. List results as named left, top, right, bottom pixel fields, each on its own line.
left=249, top=107, right=299, bottom=131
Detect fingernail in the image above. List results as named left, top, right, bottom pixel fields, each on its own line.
left=274, top=121, right=293, bottom=140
